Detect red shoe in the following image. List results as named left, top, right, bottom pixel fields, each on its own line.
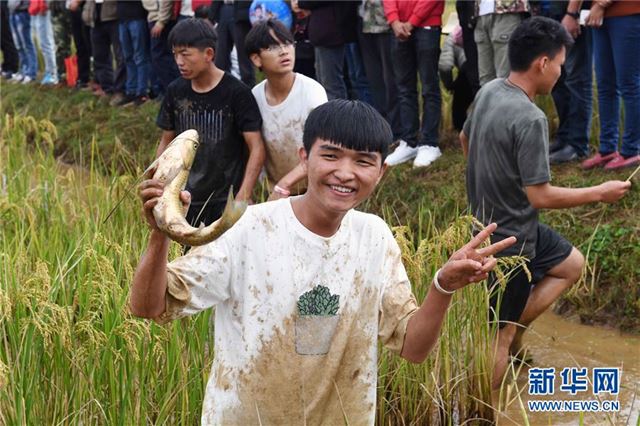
left=604, top=154, right=640, bottom=170
left=581, top=151, right=621, bottom=170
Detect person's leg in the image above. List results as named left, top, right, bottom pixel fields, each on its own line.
left=607, top=15, right=640, bottom=159
left=149, top=20, right=179, bottom=92
left=474, top=14, right=495, bottom=86
left=91, top=22, right=114, bottom=93
left=488, top=265, right=533, bottom=389
left=35, top=12, right=59, bottom=82
left=129, top=19, right=151, bottom=98
left=345, top=42, right=373, bottom=104
left=415, top=27, right=441, bottom=148
left=457, top=0, right=480, bottom=93
left=510, top=247, right=584, bottom=356
left=70, top=9, right=91, bottom=85
left=563, top=28, right=593, bottom=157
left=592, top=24, right=619, bottom=156
left=214, top=4, right=234, bottom=73
left=452, top=67, right=474, bottom=131
left=108, top=21, right=126, bottom=95
left=391, top=36, right=419, bottom=146
left=119, top=21, right=136, bottom=97
left=490, top=13, right=522, bottom=80
left=551, top=65, right=571, bottom=150
left=5, top=12, right=21, bottom=75
left=233, top=20, right=255, bottom=87
left=16, top=11, right=37, bottom=79
left=314, top=45, right=348, bottom=100
left=359, top=30, right=400, bottom=139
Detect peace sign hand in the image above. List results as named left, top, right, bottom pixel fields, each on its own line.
left=436, top=223, right=517, bottom=293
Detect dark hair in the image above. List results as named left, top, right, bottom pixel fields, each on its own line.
left=168, top=18, right=217, bottom=50
left=245, top=19, right=294, bottom=56
left=508, top=16, right=573, bottom=72
left=303, top=100, right=392, bottom=162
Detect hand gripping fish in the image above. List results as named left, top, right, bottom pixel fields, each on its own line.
left=149, top=129, right=247, bottom=246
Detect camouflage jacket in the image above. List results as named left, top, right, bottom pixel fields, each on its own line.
left=360, top=0, right=390, bottom=34
left=476, top=0, right=530, bottom=16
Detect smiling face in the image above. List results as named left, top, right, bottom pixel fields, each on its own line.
left=300, top=139, right=386, bottom=216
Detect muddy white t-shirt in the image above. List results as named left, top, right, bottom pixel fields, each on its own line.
left=252, top=73, right=327, bottom=192
left=158, top=198, right=418, bottom=425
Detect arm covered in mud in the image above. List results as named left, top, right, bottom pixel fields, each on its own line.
left=400, top=223, right=516, bottom=363
left=129, top=180, right=190, bottom=319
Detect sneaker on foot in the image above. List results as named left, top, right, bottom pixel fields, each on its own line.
left=550, top=145, right=585, bottom=165
left=603, top=154, right=640, bottom=170
left=581, top=151, right=620, bottom=170
left=21, top=76, right=34, bottom=84
left=413, top=145, right=442, bottom=168
left=385, top=140, right=418, bottom=166
left=10, top=73, right=24, bottom=82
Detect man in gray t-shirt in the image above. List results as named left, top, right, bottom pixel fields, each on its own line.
left=460, top=17, right=631, bottom=390
left=464, top=78, right=550, bottom=258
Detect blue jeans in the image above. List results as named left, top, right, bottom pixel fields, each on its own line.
left=593, top=14, right=640, bottom=157
left=551, top=26, right=592, bottom=156
left=315, top=45, right=347, bottom=100
left=9, top=11, right=37, bottom=78
left=392, top=27, right=441, bottom=147
left=119, top=19, right=151, bottom=97
left=148, top=20, right=179, bottom=93
left=32, top=12, right=57, bottom=80
left=345, top=42, right=373, bottom=104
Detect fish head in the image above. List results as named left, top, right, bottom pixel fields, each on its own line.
left=177, top=129, right=199, bottom=169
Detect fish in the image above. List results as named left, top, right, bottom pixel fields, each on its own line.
left=150, top=129, right=247, bottom=246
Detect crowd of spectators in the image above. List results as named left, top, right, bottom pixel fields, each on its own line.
left=1, top=0, right=638, bottom=170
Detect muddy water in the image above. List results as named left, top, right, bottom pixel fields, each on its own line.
left=499, top=311, right=639, bottom=425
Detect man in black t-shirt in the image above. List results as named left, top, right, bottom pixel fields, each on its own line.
left=155, top=18, right=265, bottom=228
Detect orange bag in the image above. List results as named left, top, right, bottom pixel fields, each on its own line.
left=64, top=55, right=78, bottom=87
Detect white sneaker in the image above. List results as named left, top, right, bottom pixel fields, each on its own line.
left=413, top=146, right=442, bottom=168
left=10, top=73, right=23, bottom=82
left=21, top=76, right=33, bottom=84
left=385, top=140, right=418, bottom=166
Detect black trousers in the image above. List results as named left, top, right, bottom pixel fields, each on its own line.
left=91, top=20, right=125, bottom=93
left=0, top=1, right=19, bottom=74
left=214, top=4, right=255, bottom=87
left=71, top=9, right=92, bottom=84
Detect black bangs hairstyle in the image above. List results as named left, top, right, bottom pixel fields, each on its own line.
left=303, top=100, right=392, bottom=163
left=245, top=19, right=295, bottom=56
left=168, top=18, right=217, bottom=50
left=508, top=16, right=573, bottom=72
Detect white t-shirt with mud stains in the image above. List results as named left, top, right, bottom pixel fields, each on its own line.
left=158, top=197, right=418, bottom=425
left=251, top=73, right=327, bottom=192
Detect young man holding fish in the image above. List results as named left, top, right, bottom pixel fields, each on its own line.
left=155, top=18, right=266, bottom=228
left=460, top=17, right=631, bottom=389
left=131, top=99, right=516, bottom=424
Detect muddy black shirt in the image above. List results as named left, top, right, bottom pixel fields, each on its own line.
left=463, top=78, right=550, bottom=258
left=157, top=73, right=262, bottom=216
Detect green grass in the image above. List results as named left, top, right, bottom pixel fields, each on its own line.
left=1, top=81, right=638, bottom=424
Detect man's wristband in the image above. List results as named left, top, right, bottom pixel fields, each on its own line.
left=433, top=268, right=455, bottom=296
left=273, top=185, right=291, bottom=197
left=565, top=11, right=580, bottom=19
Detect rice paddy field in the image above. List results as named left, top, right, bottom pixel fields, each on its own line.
left=1, top=80, right=638, bottom=425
